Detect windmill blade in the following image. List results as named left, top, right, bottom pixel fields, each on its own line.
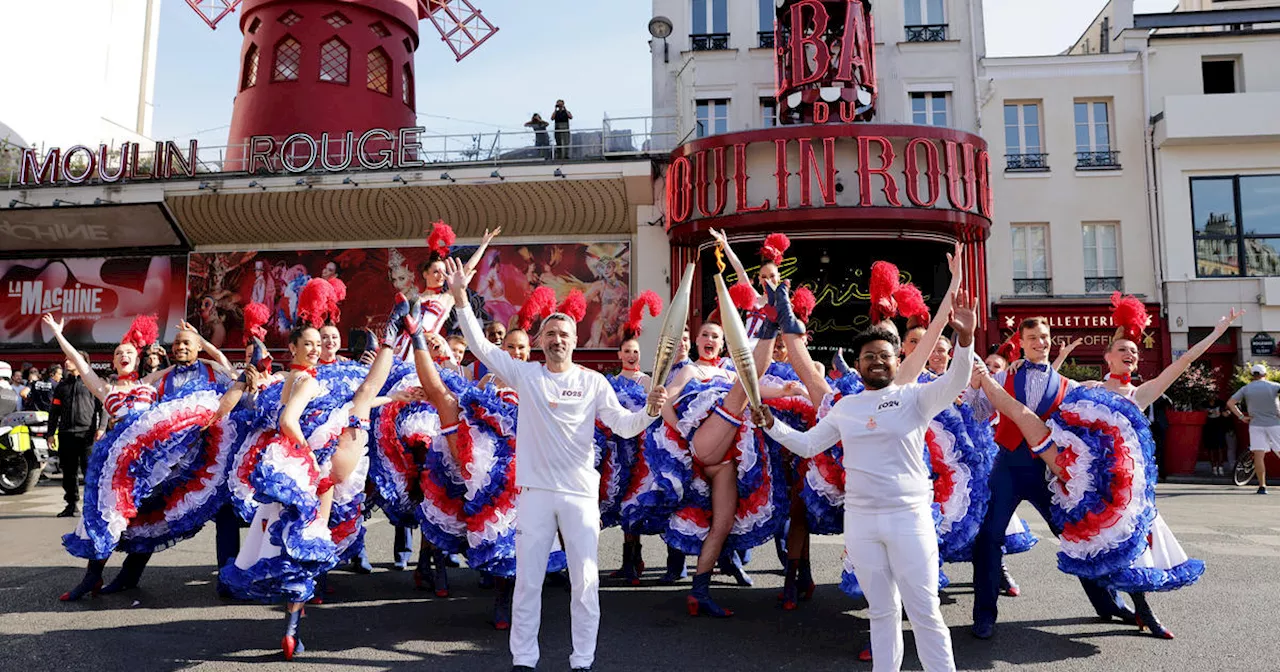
left=420, top=0, right=499, bottom=62
left=185, top=0, right=241, bottom=30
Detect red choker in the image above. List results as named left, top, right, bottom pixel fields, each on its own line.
left=289, top=363, right=317, bottom=376
left=622, top=365, right=641, bottom=372
left=318, top=358, right=337, bottom=366
left=1107, top=372, right=1132, bottom=385
left=116, top=372, right=138, bottom=382
left=696, top=357, right=720, bottom=366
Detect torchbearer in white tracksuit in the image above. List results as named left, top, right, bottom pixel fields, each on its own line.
left=444, top=258, right=666, bottom=672
left=753, top=290, right=980, bottom=672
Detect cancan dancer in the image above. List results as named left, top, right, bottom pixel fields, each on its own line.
left=445, top=256, right=665, bottom=672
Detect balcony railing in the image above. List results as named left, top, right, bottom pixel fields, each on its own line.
left=690, top=33, right=730, bottom=51
left=1005, top=153, right=1049, bottom=172
left=1013, top=277, right=1053, bottom=296
left=757, top=30, right=774, bottom=49
left=905, top=24, right=949, bottom=42
left=1085, top=276, right=1124, bottom=293
left=1076, top=150, right=1121, bottom=170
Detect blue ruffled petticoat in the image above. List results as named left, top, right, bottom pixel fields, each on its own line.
left=598, top=375, right=647, bottom=529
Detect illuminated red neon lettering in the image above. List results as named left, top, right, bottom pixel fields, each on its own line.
left=695, top=147, right=729, bottom=218
left=733, top=143, right=770, bottom=213
left=857, top=136, right=902, bottom=207
left=789, top=0, right=830, bottom=88
left=904, top=137, right=941, bottom=207
left=798, top=137, right=837, bottom=207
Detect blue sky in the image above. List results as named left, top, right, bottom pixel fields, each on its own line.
left=152, top=0, right=1177, bottom=145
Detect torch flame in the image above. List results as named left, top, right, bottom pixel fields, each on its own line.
left=714, top=245, right=726, bottom=274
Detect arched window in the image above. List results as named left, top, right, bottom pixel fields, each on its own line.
left=241, top=44, right=259, bottom=90
left=273, top=36, right=301, bottom=81
left=402, top=63, right=414, bottom=108
left=318, top=38, right=349, bottom=84
left=366, top=48, right=390, bottom=94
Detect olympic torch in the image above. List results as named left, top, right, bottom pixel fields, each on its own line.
left=713, top=273, right=763, bottom=413
left=646, top=262, right=696, bottom=416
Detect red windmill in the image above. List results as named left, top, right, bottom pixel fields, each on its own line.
left=184, top=0, right=498, bottom=166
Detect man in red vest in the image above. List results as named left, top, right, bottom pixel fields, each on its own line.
left=966, top=317, right=1135, bottom=639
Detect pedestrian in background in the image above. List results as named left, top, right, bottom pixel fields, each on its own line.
left=28, top=365, right=59, bottom=412
left=1205, top=398, right=1231, bottom=476
left=49, top=353, right=103, bottom=518
left=0, top=362, right=18, bottom=418
left=525, top=113, right=550, bottom=159
left=552, top=99, right=573, bottom=160
left=1227, top=363, right=1280, bottom=494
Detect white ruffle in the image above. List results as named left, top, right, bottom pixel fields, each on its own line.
left=927, top=420, right=973, bottom=535
left=675, top=388, right=724, bottom=438
left=1130, top=513, right=1190, bottom=571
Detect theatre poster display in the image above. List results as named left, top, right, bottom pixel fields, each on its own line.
left=0, top=255, right=188, bottom=350
left=186, top=242, right=632, bottom=350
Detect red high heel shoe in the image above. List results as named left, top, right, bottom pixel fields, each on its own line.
left=59, top=578, right=102, bottom=602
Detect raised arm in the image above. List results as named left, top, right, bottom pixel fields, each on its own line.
left=897, top=242, right=963, bottom=385
left=461, top=227, right=502, bottom=275
left=40, top=314, right=108, bottom=401
left=1134, top=308, right=1243, bottom=411
left=178, top=320, right=236, bottom=377
left=709, top=228, right=751, bottom=286
left=753, top=403, right=841, bottom=458
left=1052, top=338, right=1083, bottom=371
left=445, top=257, right=523, bottom=387
left=915, top=290, right=976, bottom=418
left=597, top=375, right=665, bottom=438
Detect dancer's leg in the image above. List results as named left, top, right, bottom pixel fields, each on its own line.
left=695, top=463, right=738, bottom=576
left=781, top=332, right=833, bottom=408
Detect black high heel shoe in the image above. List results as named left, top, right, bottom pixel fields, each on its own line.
left=59, top=560, right=106, bottom=602
left=1133, top=593, right=1174, bottom=639
left=101, top=552, right=150, bottom=594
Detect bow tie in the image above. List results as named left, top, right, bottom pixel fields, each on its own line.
left=174, top=362, right=200, bottom=374
left=1108, top=372, right=1132, bottom=385
left=1023, top=362, right=1049, bottom=372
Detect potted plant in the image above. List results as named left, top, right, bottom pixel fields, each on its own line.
left=1057, top=360, right=1101, bottom=383
left=1163, top=362, right=1218, bottom=475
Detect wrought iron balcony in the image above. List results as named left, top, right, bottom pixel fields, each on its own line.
left=905, top=24, right=949, bottom=42
left=757, top=31, right=774, bottom=49
left=1013, top=277, right=1053, bottom=296
left=690, top=33, right=730, bottom=51
left=1085, top=276, right=1124, bottom=293
left=1076, top=150, right=1121, bottom=170
left=1005, top=153, right=1049, bottom=172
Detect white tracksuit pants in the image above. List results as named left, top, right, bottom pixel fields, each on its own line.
left=510, top=487, right=600, bottom=669
left=845, top=504, right=956, bottom=672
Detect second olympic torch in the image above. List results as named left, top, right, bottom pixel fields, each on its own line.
left=712, top=248, right=762, bottom=412
left=646, top=262, right=696, bottom=416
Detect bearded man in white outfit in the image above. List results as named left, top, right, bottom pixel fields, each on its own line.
left=445, top=258, right=666, bottom=672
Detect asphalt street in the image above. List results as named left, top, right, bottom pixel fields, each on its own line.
left=0, top=480, right=1275, bottom=672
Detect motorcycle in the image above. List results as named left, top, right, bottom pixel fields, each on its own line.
left=0, top=411, right=50, bottom=495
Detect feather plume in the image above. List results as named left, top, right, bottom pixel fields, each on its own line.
left=868, top=261, right=901, bottom=324
left=894, top=283, right=930, bottom=324
left=121, top=314, right=159, bottom=350
left=996, top=331, right=1022, bottom=363
left=759, top=233, right=791, bottom=265
left=792, top=287, right=817, bottom=324
left=557, top=289, right=588, bottom=322
left=624, top=290, right=664, bottom=338
left=1110, top=292, right=1150, bottom=342
left=426, top=220, right=456, bottom=259
left=297, top=278, right=334, bottom=328
left=325, top=278, right=347, bottom=324
left=243, top=302, right=271, bottom=342
left=728, top=281, right=759, bottom=311
left=517, top=285, right=557, bottom=331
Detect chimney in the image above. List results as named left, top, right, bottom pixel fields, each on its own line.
left=1114, top=0, right=1135, bottom=33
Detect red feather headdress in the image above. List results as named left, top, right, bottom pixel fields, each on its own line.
left=792, top=286, right=817, bottom=324
left=121, top=314, right=159, bottom=350
left=557, top=289, right=587, bottom=323
left=243, top=303, right=271, bottom=343
left=759, top=233, right=790, bottom=266
left=426, top=220, right=456, bottom=259
left=894, top=283, right=930, bottom=325
left=1110, top=292, right=1150, bottom=343
left=868, top=261, right=900, bottom=324
left=516, top=285, right=557, bottom=331
left=325, top=278, right=347, bottom=325
left=625, top=290, right=663, bottom=339
left=728, top=281, right=759, bottom=311
left=297, top=278, right=334, bottom=329
left=995, top=331, right=1022, bottom=363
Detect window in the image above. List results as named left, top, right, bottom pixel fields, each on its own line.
left=695, top=99, right=729, bottom=138
left=370, top=21, right=391, bottom=38
left=247, top=17, right=261, bottom=34
left=1003, top=102, right=1045, bottom=171
left=1074, top=100, right=1119, bottom=169
left=691, top=0, right=728, bottom=50
left=278, top=10, right=301, bottom=27
left=761, top=98, right=777, bottom=128
left=324, top=12, right=349, bottom=29
left=318, top=38, right=349, bottom=83
left=758, top=0, right=775, bottom=47
left=1012, top=223, right=1050, bottom=295
left=366, top=48, right=390, bottom=94
left=403, top=37, right=413, bottom=54
left=904, top=0, right=947, bottom=41
left=1202, top=58, right=1239, bottom=94
left=403, top=63, right=414, bottom=108
left=241, top=44, right=259, bottom=90
left=1083, top=222, right=1121, bottom=292
left=910, top=92, right=949, bottom=127
left=272, top=37, right=301, bottom=82
left=1193, top=175, right=1280, bottom=277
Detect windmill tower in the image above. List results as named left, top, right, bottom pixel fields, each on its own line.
left=184, top=1, right=497, bottom=169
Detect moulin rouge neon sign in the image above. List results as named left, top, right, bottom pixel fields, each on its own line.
left=776, top=0, right=877, bottom=124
